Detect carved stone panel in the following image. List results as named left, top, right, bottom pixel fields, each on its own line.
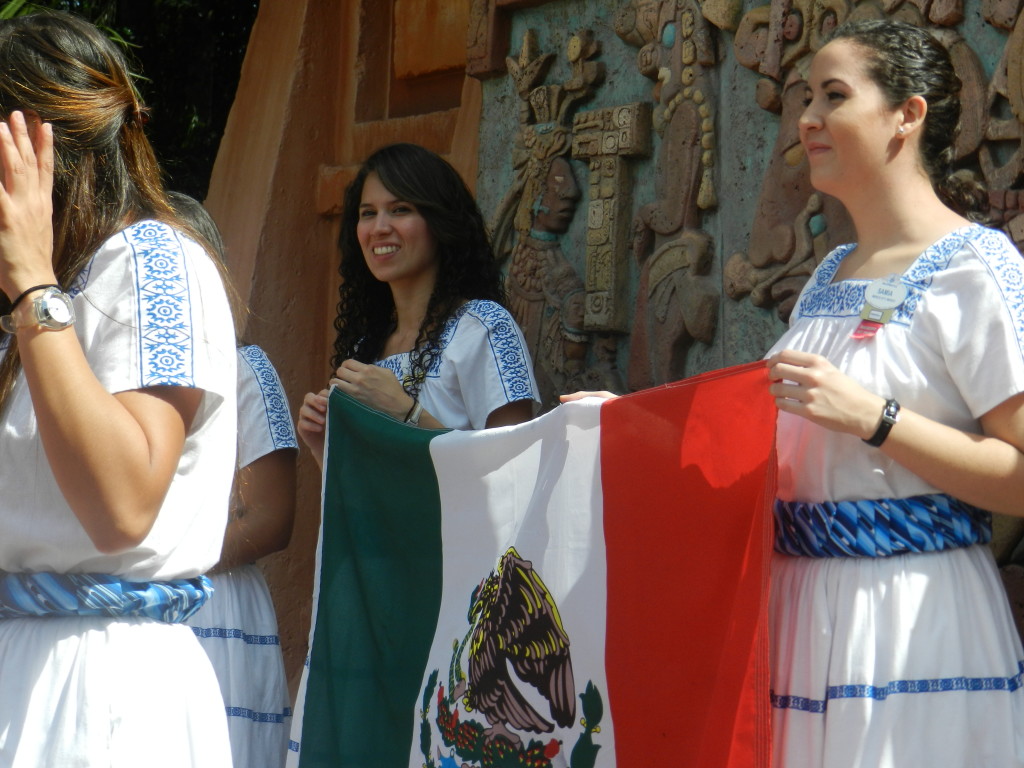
left=614, top=0, right=726, bottom=387
left=572, top=102, right=652, bottom=332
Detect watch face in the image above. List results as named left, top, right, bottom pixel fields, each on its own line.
left=44, top=296, right=72, bottom=324
left=35, top=289, right=75, bottom=330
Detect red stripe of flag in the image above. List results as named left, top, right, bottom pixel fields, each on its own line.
left=601, top=361, right=776, bottom=766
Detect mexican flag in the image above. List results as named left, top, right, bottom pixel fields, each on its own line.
left=296, top=361, right=777, bottom=768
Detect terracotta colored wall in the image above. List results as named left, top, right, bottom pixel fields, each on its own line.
left=206, top=0, right=481, bottom=695
left=205, top=0, right=346, bottom=694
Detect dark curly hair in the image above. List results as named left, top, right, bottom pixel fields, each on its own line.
left=827, top=19, right=987, bottom=220
left=332, top=143, right=506, bottom=396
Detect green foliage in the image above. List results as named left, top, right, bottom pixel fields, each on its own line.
left=0, top=0, right=34, bottom=20
left=579, top=680, right=603, bottom=726
left=420, top=669, right=439, bottom=763
left=0, top=0, right=259, bottom=199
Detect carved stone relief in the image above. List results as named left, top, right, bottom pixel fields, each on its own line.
left=492, top=30, right=624, bottom=409
left=572, top=102, right=652, bottom=333
left=614, top=0, right=728, bottom=390
left=468, top=0, right=560, bottom=78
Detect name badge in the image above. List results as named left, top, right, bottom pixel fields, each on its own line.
left=852, top=274, right=908, bottom=339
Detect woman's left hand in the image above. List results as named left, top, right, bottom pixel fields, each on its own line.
left=0, top=111, right=57, bottom=298
left=331, top=358, right=413, bottom=421
left=766, top=349, right=885, bottom=439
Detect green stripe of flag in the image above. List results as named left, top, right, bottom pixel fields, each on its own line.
left=299, top=389, right=449, bottom=767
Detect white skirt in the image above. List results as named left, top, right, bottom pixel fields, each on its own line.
left=186, top=565, right=291, bottom=768
left=771, top=544, right=1024, bottom=768
left=0, top=615, right=231, bottom=767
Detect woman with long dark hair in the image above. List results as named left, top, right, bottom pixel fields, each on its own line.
left=297, top=143, right=538, bottom=467
left=292, top=143, right=539, bottom=760
left=0, top=12, right=237, bottom=765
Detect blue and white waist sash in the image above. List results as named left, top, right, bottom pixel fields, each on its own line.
left=774, top=493, right=992, bottom=558
left=0, top=572, right=213, bottom=623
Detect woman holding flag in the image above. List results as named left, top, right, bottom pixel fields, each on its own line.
left=293, top=142, right=539, bottom=760
left=298, top=143, right=538, bottom=462
left=565, top=17, right=1024, bottom=767
left=764, top=18, right=1024, bottom=768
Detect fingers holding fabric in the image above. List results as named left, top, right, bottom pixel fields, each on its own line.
left=766, top=350, right=884, bottom=439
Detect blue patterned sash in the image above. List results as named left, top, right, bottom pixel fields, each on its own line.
left=774, top=494, right=991, bottom=558
left=0, top=572, right=213, bottom=623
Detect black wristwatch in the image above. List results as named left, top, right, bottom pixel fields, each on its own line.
left=0, top=286, right=76, bottom=334
left=863, top=398, right=900, bottom=447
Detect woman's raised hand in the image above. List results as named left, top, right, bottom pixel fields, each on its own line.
left=331, top=358, right=413, bottom=421
left=766, top=349, right=885, bottom=439
left=0, top=111, right=56, bottom=299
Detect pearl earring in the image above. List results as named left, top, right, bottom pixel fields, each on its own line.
left=897, top=127, right=906, bottom=137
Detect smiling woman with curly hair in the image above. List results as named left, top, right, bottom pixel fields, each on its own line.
left=291, top=143, right=540, bottom=762
left=298, top=143, right=540, bottom=469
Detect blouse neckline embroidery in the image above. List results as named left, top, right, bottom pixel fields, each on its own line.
left=793, top=224, right=984, bottom=325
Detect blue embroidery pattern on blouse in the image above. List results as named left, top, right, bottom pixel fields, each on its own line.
left=792, top=225, right=991, bottom=326
left=124, top=221, right=196, bottom=386
left=465, top=300, right=535, bottom=401
left=239, top=345, right=298, bottom=450
left=970, top=226, right=1024, bottom=361
left=376, top=300, right=534, bottom=401
left=772, top=660, right=1024, bottom=713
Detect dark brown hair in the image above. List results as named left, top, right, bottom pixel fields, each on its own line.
left=828, top=19, right=988, bottom=219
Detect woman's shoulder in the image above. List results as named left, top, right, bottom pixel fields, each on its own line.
left=237, top=345, right=289, bottom=398
left=73, top=218, right=216, bottom=294
left=918, top=224, right=1022, bottom=287
left=445, top=300, right=525, bottom=342
left=120, top=219, right=211, bottom=261
left=458, top=298, right=514, bottom=322
left=959, top=224, right=1022, bottom=269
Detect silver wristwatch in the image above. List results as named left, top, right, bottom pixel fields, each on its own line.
left=0, top=286, right=76, bottom=333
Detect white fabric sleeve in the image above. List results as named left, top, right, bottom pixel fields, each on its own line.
left=236, top=344, right=298, bottom=468
left=923, top=228, right=1024, bottom=418
left=445, top=301, right=539, bottom=430
left=70, top=220, right=235, bottom=402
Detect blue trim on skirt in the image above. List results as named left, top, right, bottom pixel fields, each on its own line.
left=772, top=661, right=1024, bottom=713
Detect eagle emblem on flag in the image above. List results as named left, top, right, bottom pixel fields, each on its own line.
left=420, top=548, right=604, bottom=768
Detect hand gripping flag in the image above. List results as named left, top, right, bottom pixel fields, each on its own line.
left=295, top=361, right=777, bottom=767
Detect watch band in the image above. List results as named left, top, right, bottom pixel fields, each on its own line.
left=404, top=398, right=423, bottom=426
left=863, top=398, right=900, bottom=447
left=9, top=283, right=59, bottom=313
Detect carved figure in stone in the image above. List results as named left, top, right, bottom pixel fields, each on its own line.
left=615, top=0, right=723, bottom=388
left=493, top=30, right=622, bottom=409
left=729, top=0, right=986, bottom=321
left=979, top=8, right=1024, bottom=245
left=504, top=156, right=590, bottom=406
